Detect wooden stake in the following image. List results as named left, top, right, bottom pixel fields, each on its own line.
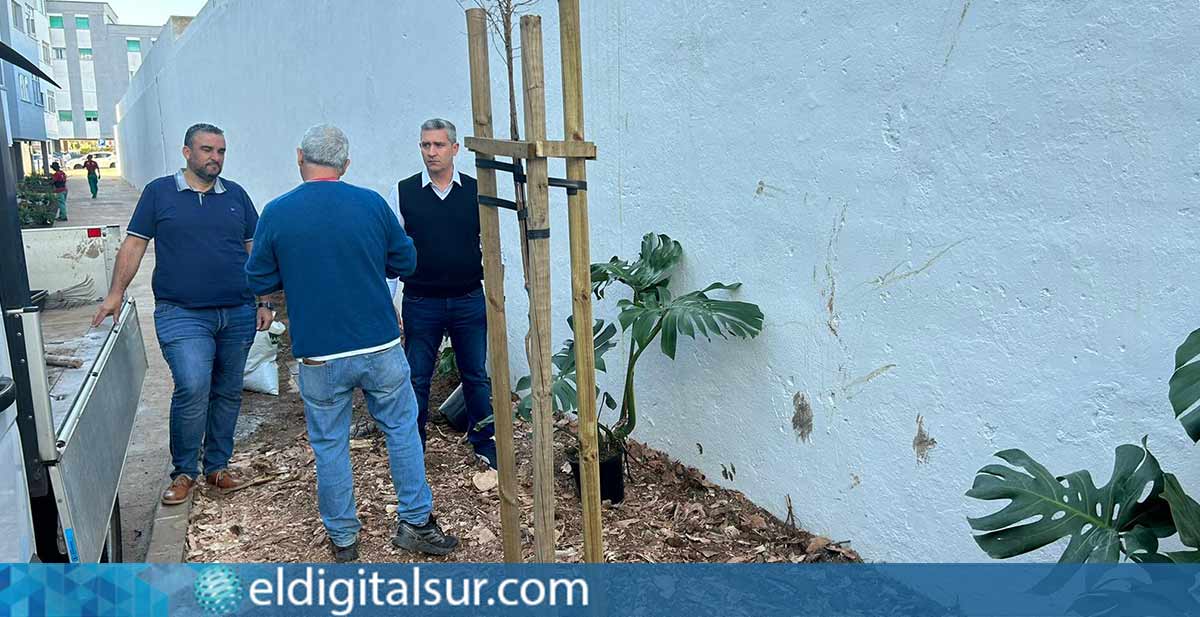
left=558, top=0, right=603, bottom=564
left=466, top=7, right=522, bottom=563
left=519, top=13, right=556, bottom=563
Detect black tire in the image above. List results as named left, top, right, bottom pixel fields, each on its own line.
left=100, top=495, right=123, bottom=563
left=108, top=162, right=116, bottom=168
left=73, top=164, right=82, bottom=170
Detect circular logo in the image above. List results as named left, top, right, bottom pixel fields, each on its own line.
left=193, top=565, right=245, bottom=615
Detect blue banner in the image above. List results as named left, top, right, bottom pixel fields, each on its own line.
left=0, top=563, right=1198, bottom=616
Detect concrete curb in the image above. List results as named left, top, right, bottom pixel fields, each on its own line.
left=144, top=496, right=191, bottom=563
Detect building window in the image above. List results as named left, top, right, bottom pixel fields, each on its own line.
left=47, top=90, right=54, bottom=112
left=35, top=84, right=43, bottom=106
left=74, top=15, right=88, bottom=29
left=84, top=110, right=98, bottom=122
left=52, top=46, right=64, bottom=59
left=41, top=42, right=49, bottom=63
left=12, top=1, right=23, bottom=32
left=18, top=74, right=30, bottom=102
left=79, top=47, right=92, bottom=59
left=24, top=5, right=35, bottom=36
left=48, top=14, right=61, bottom=28
left=58, top=110, right=71, bottom=122
left=126, top=38, right=141, bottom=52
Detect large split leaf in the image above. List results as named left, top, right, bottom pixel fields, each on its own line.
left=615, top=283, right=764, bottom=359
left=512, top=318, right=618, bottom=422
left=1169, top=328, right=1200, bottom=443
left=591, top=233, right=682, bottom=300
left=1162, top=473, right=1200, bottom=563
left=966, top=440, right=1164, bottom=563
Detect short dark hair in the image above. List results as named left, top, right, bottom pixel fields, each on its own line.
left=184, top=123, right=224, bottom=148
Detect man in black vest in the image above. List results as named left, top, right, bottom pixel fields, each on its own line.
left=389, top=118, right=496, bottom=468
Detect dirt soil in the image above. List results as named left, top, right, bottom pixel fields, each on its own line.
left=187, top=299, right=861, bottom=564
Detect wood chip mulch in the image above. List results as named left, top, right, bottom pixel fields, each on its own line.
left=188, top=306, right=861, bottom=564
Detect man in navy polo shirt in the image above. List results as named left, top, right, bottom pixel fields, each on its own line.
left=93, top=123, right=272, bottom=506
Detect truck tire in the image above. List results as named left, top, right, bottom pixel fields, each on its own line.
left=100, top=495, right=123, bottom=563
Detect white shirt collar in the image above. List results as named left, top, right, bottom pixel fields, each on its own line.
left=421, top=168, right=461, bottom=191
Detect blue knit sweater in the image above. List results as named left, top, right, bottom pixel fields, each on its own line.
left=246, top=180, right=415, bottom=358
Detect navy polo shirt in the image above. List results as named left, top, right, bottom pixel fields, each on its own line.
left=127, top=170, right=259, bottom=308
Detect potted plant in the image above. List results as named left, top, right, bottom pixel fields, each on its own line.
left=510, top=317, right=623, bottom=500
left=18, top=174, right=58, bottom=228
left=497, top=232, right=765, bottom=503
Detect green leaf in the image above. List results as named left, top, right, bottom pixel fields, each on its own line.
left=1163, top=473, right=1200, bottom=549
left=966, top=440, right=1164, bottom=563
left=1165, top=550, right=1200, bottom=563
left=655, top=284, right=764, bottom=357
left=512, top=318, right=619, bottom=422
left=661, top=311, right=680, bottom=359
left=630, top=309, right=659, bottom=350
left=1123, top=526, right=1167, bottom=563
left=590, top=233, right=683, bottom=299
left=1169, top=328, right=1200, bottom=442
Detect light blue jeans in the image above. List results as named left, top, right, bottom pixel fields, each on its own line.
left=297, top=343, right=433, bottom=547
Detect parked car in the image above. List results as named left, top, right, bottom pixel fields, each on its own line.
left=66, top=152, right=116, bottom=169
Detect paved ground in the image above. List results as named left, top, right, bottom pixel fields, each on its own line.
left=38, top=173, right=171, bottom=562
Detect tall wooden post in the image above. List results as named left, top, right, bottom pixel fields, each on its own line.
left=465, top=8, right=522, bottom=563
left=519, top=14, right=557, bottom=563
left=557, top=0, right=603, bottom=563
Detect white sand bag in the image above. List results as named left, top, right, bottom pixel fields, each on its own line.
left=243, top=321, right=286, bottom=395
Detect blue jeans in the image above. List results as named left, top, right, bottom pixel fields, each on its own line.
left=297, top=343, right=433, bottom=547
left=402, top=288, right=494, bottom=448
left=154, top=303, right=255, bottom=480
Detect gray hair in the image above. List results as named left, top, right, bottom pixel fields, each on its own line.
left=420, top=118, right=457, bottom=143
left=300, top=124, right=350, bottom=169
left=184, top=123, right=223, bottom=148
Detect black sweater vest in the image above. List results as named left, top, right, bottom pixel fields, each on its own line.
left=396, top=172, right=484, bottom=297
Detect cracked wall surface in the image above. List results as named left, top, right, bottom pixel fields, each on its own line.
left=117, top=0, right=1200, bottom=561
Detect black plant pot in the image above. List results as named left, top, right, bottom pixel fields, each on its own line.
left=568, top=450, right=625, bottom=504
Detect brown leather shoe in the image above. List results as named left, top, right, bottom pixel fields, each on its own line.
left=161, top=475, right=195, bottom=505
left=205, top=469, right=253, bottom=495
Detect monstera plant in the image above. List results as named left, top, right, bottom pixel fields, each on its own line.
left=590, top=232, right=765, bottom=449
left=965, top=328, right=1200, bottom=563
left=484, top=232, right=764, bottom=502
left=511, top=316, right=620, bottom=450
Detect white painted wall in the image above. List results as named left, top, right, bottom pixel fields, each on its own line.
left=116, top=0, right=1200, bottom=562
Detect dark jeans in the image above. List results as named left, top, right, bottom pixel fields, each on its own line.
left=154, top=302, right=255, bottom=479
left=401, top=288, right=494, bottom=448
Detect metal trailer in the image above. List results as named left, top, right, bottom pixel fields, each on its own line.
left=0, top=43, right=147, bottom=562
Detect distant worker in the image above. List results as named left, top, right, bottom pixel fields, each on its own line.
left=50, top=162, right=67, bottom=221
left=83, top=154, right=100, bottom=199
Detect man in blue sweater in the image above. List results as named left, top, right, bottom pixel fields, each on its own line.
left=246, top=124, right=458, bottom=561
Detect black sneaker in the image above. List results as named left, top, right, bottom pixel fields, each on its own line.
left=330, top=538, right=359, bottom=562
left=393, top=517, right=459, bottom=556
left=473, top=439, right=498, bottom=469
